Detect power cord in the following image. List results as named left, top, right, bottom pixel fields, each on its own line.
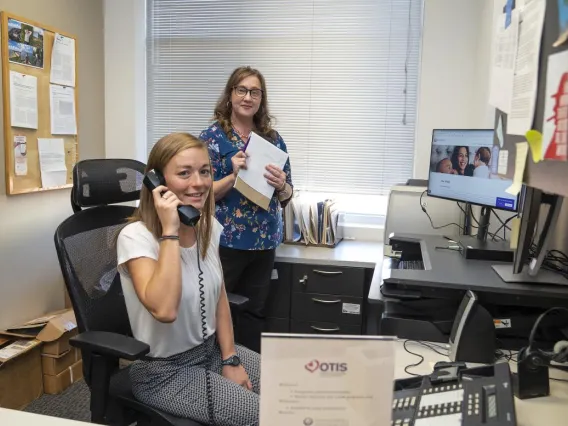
left=420, top=191, right=465, bottom=232
left=193, top=224, right=215, bottom=425
left=402, top=339, right=449, bottom=376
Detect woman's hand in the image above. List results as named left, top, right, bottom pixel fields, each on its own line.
left=222, top=365, right=253, bottom=390
left=151, top=186, right=182, bottom=235
left=231, top=151, right=248, bottom=177
left=264, top=164, right=287, bottom=191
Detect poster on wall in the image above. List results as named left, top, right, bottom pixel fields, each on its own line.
left=542, top=50, right=568, bottom=161
left=7, top=18, right=44, bottom=69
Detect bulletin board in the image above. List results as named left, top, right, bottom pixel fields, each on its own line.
left=1, top=11, right=79, bottom=195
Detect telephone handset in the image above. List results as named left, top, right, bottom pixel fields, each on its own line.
left=143, top=169, right=201, bottom=227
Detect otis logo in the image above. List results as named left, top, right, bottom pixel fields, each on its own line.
left=305, top=359, right=348, bottom=373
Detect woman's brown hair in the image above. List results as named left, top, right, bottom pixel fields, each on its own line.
left=129, top=133, right=215, bottom=259
left=213, top=66, right=276, bottom=140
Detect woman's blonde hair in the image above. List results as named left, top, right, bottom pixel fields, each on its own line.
left=129, top=133, right=215, bottom=259
left=213, top=66, right=276, bottom=141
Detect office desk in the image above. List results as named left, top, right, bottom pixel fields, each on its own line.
left=275, top=240, right=382, bottom=268
left=0, top=408, right=90, bottom=425
left=368, top=234, right=568, bottom=307
left=394, top=340, right=568, bottom=426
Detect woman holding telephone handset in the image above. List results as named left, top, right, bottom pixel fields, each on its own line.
left=117, top=133, right=261, bottom=425
left=200, top=66, right=294, bottom=353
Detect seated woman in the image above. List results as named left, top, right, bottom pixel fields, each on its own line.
left=117, top=132, right=260, bottom=426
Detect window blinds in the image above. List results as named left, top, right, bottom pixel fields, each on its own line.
left=147, top=0, right=423, bottom=195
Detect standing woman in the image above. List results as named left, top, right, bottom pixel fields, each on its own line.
left=200, top=66, right=293, bottom=352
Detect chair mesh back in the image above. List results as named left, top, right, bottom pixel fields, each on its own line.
left=56, top=207, right=134, bottom=337
left=72, top=159, right=146, bottom=208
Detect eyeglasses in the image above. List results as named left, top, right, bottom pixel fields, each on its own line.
left=233, top=86, right=263, bottom=100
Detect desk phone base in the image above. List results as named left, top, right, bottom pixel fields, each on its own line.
left=392, top=362, right=516, bottom=426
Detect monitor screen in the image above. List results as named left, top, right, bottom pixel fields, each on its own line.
left=427, top=129, right=518, bottom=211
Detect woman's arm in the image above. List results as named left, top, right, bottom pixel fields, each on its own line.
left=216, top=284, right=253, bottom=389
left=213, top=174, right=236, bottom=201
left=125, top=186, right=183, bottom=323
left=216, top=284, right=237, bottom=358
left=126, top=239, right=182, bottom=323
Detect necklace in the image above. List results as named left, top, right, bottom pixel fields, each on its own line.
left=232, top=126, right=251, bottom=141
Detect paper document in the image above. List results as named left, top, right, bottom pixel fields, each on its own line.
left=542, top=50, right=568, bottom=161
left=50, top=33, right=76, bottom=87
left=505, top=142, right=529, bottom=195
left=14, top=135, right=27, bottom=176
left=38, top=138, right=67, bottom=188
left=50, top=84, right=77, bottom=134
left=508, top=0, right=546, bottom=135
left=489, top=5, right=519, bottom=113
left=9, top=71, right=38, bottom=129
left=234, top=132, right=288, bottom=210
left=260, top=334, right=395, bottom=426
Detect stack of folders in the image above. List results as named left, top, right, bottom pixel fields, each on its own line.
left=283, top=193, right=342, bottom=247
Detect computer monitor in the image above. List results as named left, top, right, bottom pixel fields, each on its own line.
left=492, top=185, right=568, bottom=286
left=427, top=129, right=519, bottom=213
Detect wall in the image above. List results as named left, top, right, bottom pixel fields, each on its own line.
left=0, top=0, right=105, bottom=329
left=414, top=0, right=495, bottom=179
left=104, top=0, right=146, bottom=162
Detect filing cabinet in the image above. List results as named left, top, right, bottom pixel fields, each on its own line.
left=264, top=261, right=370, bottom=336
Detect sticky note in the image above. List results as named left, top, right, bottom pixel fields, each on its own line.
left=498, top=150, right=509, bottom=175
left=505, top=142, right=529, bottom=196
left=526, top=130, right=543, bottom=163
left=496, top=116, right=505, bottom=148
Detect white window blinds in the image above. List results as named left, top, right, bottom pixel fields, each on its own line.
left=147, top=0, right=423, bottom=196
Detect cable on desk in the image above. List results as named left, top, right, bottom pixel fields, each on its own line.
left=550, top=377, right=568, bottom=383
left=403, top=340, right=425, bottom=376
left=420, top=191, right=465, bottom=232
left=403, top=340, right=450, bottom=376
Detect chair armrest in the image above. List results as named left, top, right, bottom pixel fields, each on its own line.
left=70, top=331, right=150, bottom=361
left=227, top=292, right=249, bottom=311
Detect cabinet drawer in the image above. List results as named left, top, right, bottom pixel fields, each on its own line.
left=291, top=293, right=363, bottom=326
left=292, top=264, right=365, bottom=297
left=291, top=320, right=361, bottom=335
left=265, top=317, right=290, bottom=333
left=265, top=263, right=291, bottom=319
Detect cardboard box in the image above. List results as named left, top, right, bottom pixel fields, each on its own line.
left=1, top=309, right=78, bottom=356
left=41, top=347, right=81, bottom=376
left=43, top=359, right=83, bottom=395
left=0, top=339, right=43, bottom=409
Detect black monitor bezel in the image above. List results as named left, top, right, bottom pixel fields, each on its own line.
left=426, top=128, right=520, bottom=213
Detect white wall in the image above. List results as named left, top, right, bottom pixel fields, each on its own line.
left=414, top=0, right=496, bottom=179
left=104, top=0, right=146, bottom=162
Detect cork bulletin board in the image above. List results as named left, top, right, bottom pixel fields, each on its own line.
left=1, top=11, right=79, bottom=195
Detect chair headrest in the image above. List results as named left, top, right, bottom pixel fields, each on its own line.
left=72, top=159, right=146, bottom=209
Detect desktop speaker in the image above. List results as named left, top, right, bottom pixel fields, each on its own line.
left=448, top=290, right=496, bottom=364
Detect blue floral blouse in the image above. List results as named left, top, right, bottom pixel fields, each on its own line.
left=199, top=122, right=293, bottom=251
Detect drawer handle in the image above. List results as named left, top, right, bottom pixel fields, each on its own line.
left=299, top=275, right=308, bottom=286
left=313, top=270, right=343, bottom=276
left=312, top=298, right=341, bottom=304
left=311, top=325, right=340, bottom=332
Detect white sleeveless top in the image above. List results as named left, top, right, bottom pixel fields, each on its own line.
left=117, top=218, right=223, bottom=358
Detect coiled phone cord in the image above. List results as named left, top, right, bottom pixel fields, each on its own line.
left=193, top=225, right=215, bottom=425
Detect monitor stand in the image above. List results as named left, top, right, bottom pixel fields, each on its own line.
left=492, top=264, right=568, bottom=286
left=458, top=206, right=515, bottom=262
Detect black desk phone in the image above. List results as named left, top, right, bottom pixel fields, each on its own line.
left=143, top=169, right=201, bottom=227
left=392, top=361, right=516, bottom=425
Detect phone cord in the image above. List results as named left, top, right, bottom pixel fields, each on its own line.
left=194, top=225, right=215, bottom=425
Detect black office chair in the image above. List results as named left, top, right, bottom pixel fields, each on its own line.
left=54, top=159, right=247, bottom=426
